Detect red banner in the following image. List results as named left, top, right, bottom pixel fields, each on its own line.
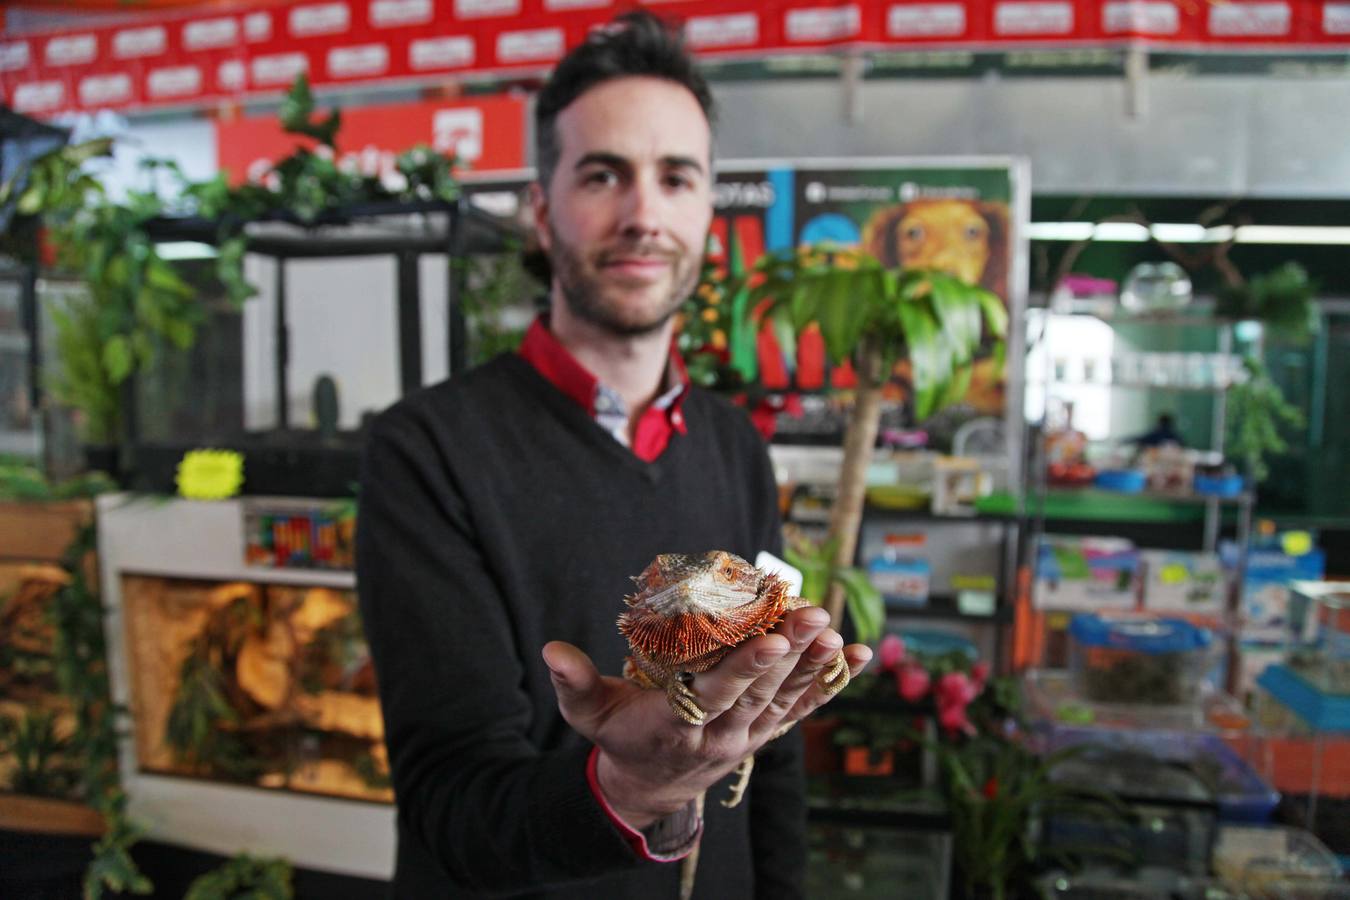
left=3, top=1, right=1348, bottom=117
left=215, top=92, right=527, bottom=179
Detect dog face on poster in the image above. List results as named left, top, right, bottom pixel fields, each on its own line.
left=861, top=198, right=1012, bottom=414
left=861, top=198, right=1010, bottom=299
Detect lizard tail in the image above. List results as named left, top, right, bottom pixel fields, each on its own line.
left=678, top=793, right=705, bottom=900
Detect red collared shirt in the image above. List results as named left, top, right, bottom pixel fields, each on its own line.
left=517, top=316, right=690, bottom=462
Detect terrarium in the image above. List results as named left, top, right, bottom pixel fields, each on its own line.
left=1287, top=581, right=1350, bottom=696
left=125, top=200, right=526, bottom=497
left=119, top=574, right=388, bottom=801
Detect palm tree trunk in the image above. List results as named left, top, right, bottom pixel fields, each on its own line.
left=823, top=343, right=886, bottom=630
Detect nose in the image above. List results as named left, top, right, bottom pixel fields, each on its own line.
left=618, top=174, right=663, bottom=241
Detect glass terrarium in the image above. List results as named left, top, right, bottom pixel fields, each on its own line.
left=119, top=574, right=389, bottom=802
left=1287, top=580, right=1350, bottom=696
left=122, top=202, right=527, bottom=498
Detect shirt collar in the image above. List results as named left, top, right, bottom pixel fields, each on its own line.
left=517, top=315, right=690, bottom=452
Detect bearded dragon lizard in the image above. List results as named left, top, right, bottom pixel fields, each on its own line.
left=617, top=551, right=850, bottom=900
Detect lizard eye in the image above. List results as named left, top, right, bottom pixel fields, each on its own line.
left=720, top=563, right=737, bottom=581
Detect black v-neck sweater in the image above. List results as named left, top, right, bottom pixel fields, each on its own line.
left=356, top=354, right=803, bottom=899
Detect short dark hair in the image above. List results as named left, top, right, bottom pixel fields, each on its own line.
left=533, top=10, right=716, bottom=191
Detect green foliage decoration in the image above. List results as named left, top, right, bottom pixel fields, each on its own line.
left=782, top=529, right=884, bottom=645
left=1226, top=355, right=1305, bottom=484
left=0, top=708, right=78, bottom=796
left=15, top=73, right=462, bottom=446
left=1216, top=262, right=1319, bottom=339
left=184, top=853, right=294, bottom=900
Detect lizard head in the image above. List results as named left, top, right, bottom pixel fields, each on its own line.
left=619, top=551, right=791, bottom=669
left=627, top=551, right=763, bottom=616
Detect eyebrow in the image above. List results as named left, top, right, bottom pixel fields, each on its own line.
left=573, top=151, right=706, bottom=176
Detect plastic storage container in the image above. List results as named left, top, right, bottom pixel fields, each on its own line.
left=1039, top=725, right=1278, bottom=823
left=1212, top=825, right=1346, bottom=899
left=1288, top=580, right=1350, bottom=696
left=1069, top=614, right=1215, bottom=705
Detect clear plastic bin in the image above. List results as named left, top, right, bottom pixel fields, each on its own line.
left=1069, top=613, right=1215, bottom=705
left=1039, top=725, right=1278, bottom=823
left=1213, top=825, right=1346, bottom=899
left=1288, top=581, right=1350, bottom=697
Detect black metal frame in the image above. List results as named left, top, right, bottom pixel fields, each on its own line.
left=125, top=196, right=524, bottom=495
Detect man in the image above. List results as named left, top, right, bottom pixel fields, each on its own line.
left=356, top=12, right=870, bottom=898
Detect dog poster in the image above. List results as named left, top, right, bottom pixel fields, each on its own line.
left=707, top=160, right=1026, bottom=429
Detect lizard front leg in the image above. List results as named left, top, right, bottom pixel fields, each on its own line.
left=667, top=672, right=706, bottom=726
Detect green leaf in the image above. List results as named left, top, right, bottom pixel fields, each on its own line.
left=928, top=273, right=983, bottom=366
left=975, top=286, right=1009, bottom=339
left=815, top=269, right=869, bottom=365
left=894, top=294, right=946, bottom=420
left=102, top=336, right=133, bottom=384
left=835, top=567, right=884, bottom=644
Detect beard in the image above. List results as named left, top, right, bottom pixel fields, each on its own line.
left=547, top=220, right=702, bottom=338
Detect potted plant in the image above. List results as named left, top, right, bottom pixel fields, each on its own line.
left=737, top=246, right=1008, bottom=630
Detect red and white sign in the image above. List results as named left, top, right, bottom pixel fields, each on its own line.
left=4, top=0, right=1350, bottom=118
left=215, top=93, right=527, bottom=184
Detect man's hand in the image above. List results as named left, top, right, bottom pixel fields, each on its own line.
left=542, top=606, right=871, bottom=828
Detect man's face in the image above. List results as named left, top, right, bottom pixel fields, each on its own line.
left=532, top=76, right=713, bottom=337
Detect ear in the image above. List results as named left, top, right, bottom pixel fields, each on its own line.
left=862, top=204, right=906, bottom=268
left=977, top=202, right=1010, bottom=297
left=529, top=180, right=552, bottom=254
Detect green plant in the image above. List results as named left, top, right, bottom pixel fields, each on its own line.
left=1216, top=262, right=1319, bottom=338
left=455, top=242, right=541, bottom=366
left=0, top=455, right=117, bottom=500
left=1226, top=355, right=1305, bottom=483
left=164, top=594, right=266, bottom=780
left=739, top=247, right=1007, bottom=628
left=184, top=853, right=293, bottom=900
left=0, top=708, right=78, bottom=796
left=935, top=737, right=1127, bottom=899
left=84, top=790, right=152, bottom=899
left=41, top=524, right=152, bottom=896
left=26, top=74, right=464, bottom=450
left=782, top=528, right=883, bottom=645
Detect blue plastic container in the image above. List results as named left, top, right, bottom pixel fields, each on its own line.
left=1194, top=473, right=1244, bottom=497
left=1095, top=469, right=1147, bottom=493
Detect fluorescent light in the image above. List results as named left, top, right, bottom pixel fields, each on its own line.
left=1029, top=222, right=1350, bottom=245
left=156, top=241, right=218, bottom=260
left=1235, top=225, right=1350, bottom=245
left=1093, top=222, right=1150, bottom=242
left=1027, top=222, right=1094, bottom=240
left=1150, top=223, right=1206, bottom=243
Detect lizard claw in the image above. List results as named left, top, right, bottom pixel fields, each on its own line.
left=667, top=677, right=706, bottom=726
left=815, top=651, right=850, bottom=696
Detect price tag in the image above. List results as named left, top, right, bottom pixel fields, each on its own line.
left=176, top=449, right=244, bottom=500
left=1281, top=531, right=1313, bottom=557
left=1160, top=563, right=1189, bottom=585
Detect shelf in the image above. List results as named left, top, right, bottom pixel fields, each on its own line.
left=884, top=593, right=1013, bottom=625
left=1030, top=379, right=1230, bottom=394
left=862, top=502, right=1017, bottom=523
left=1044, top=486, right=1251, bottom=506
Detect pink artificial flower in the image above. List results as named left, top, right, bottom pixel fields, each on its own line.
left=896, top=663, right=931, bottom=703
left=971, top=661, right=991, bottom=689
left=879, top=634, right=905, bottom=671
left=937, top=699, right=976, bottom=736
left=937, top=671, right=979, bottom=707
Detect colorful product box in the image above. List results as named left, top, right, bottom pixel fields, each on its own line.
left=1140, top=550, right=1226, bottom=615
left=1034, top=536, right=1139, bottom=611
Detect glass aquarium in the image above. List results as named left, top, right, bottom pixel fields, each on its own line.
left=121, top=201, right=527, bottom=497
left=119, top=574, right=389, bottom=802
